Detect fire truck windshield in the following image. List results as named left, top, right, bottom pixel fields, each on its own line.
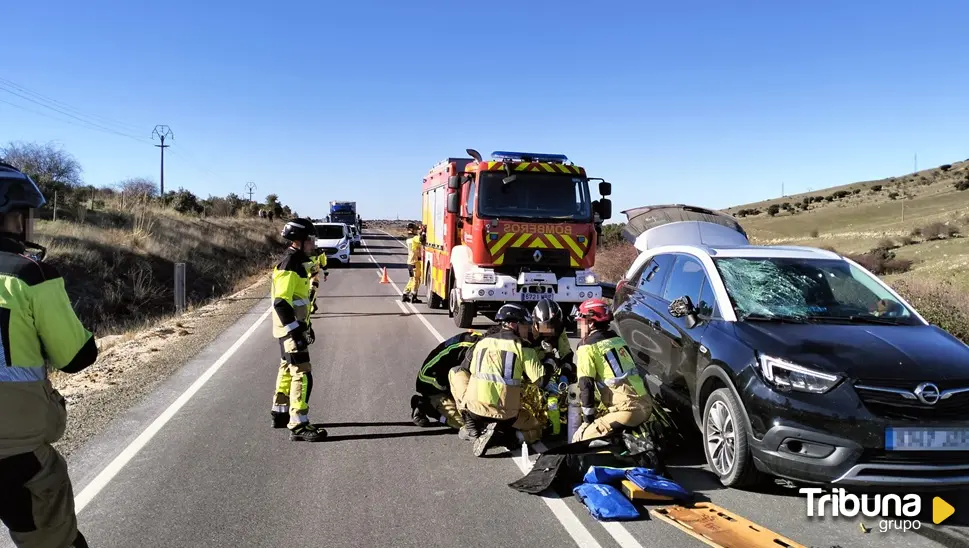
left=476, top=171, right=592, bottom=221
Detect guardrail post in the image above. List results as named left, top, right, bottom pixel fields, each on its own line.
left=174, top=263, right=186, bottom=314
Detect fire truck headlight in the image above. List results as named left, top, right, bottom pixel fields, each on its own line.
left=576, top=270, right=598, bottom=286
left=465, top=269, right=496, bottom=285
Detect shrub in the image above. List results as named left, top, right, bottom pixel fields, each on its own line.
left=809, top=229, right=820, bottom=238
left=802, top=197, right=811, bottom=205
left=824, top=195, right=835, bottom=202
left=894, top=279, right=969, bottom=343
left=782, top=202, right=792, bottom=210
left=897, top=235, right=914, bottom=246
left=871, top=184, right=883, bottom=192
left=852, top=188, right=861, bottom=195
left=941, top=164, right=952, bottom=172
left=593, top=243, right=640, bottom=283
left=888, top=192, right=900, bottom=200
left=846, top=249, right=914, bottom=275
left=600, top=223, right=626, bottom=248
left=767, top=204, right=780, bottom=216
left=922, top=222, right=958, bottom=240
left=875, top=238, right=896, bottom=251
left=954, top=180, right=969, bottom=191
left=910, top=226, right=922, bottom=237
left=833, top=190, right=850, bottom=199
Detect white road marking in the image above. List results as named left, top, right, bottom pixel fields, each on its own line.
left=362, top=232, right=618, bottom=548
left=75, top=306, right=273, bottom=513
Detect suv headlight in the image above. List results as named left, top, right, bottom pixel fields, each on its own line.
left=465, top=268, right=496, bottom=284
left=758, top=355, right=841, bottom=394
left=338, top=241, right=348, bottom=250
left=576, top=270, right=598, bottom=286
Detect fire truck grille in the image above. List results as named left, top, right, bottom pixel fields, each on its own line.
left=502, top=247, right=571, bottom=268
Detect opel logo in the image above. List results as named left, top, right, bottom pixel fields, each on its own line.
left=533, top=250, right=543, bottom=262
left=914, top=382, right=941, bottom=405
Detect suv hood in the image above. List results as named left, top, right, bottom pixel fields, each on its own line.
left=733, top=322, right=969, bottom=380
left=316, top=238, right=347, bottom=248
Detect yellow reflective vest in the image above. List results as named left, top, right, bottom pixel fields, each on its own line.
left=576, top=329, right=649, bottom=420
left=0, top=240, right=98, bottom=458
left=406, top=236, right=421, bottom=266
left=464, top=328, right=544, bottom=420
left=271, top=247, right=312, bottom=338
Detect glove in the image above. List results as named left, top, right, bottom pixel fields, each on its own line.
left=290, top=322, right=309, bottom=350
left=306, top=326, right=316, bottom=345
left=323, top=271, right=329, bottom=281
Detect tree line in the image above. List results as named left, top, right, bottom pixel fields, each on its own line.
left=0, top=140, right=297, bottom=218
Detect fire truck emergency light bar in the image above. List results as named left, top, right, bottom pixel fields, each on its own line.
left=490, top=151, right=569, bottom=164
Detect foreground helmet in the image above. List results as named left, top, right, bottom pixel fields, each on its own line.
left=0, top=162, right=46, bottom=214
left=532, top=298, right=563, bottom=337
left=495, top=303, right=531, bottom=325
left=575, top=298, right=613, bottom=324
left=281, top=218, right=316, bottom=242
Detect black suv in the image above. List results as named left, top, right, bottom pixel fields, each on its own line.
left=612, top=206, right=969, bottom=489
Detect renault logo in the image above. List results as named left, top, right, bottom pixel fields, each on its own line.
left=914, top=382, right=941, bottom=405
left=533, top=250, right=543, bottom=262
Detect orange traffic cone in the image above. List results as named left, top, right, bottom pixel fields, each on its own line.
left=379, top=267, right=390, bottom=284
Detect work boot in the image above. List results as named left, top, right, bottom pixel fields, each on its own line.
left=472, top=423, right=497, bottom=457
left=70, top=532, right=89, bottom=548
left=402, top=293, right=411, bottom=303
left=458, top=410, right=481, bottom=441
left=290, top=423, right=327, bottom=442
left=271, top=411, right=289, bottom=429
left=411, top=295, right=422, bottom=304
left=411, top=406, right=430, bottom=427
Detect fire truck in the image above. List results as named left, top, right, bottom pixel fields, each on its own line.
left=421, top=149, right=613, bottom=328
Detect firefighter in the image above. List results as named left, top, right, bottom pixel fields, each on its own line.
left=410, top=330, right=484, bottom=429
left=571, top=298, right=653, bottom=443
left=401, top=224, right=425, bottom=303
left=531, top=299, right=576, bottom=380
left=0, top=162, right=97, bottom=548
left=270, top=218, right=326, bottom=442
left=449, top=304, right=546, bottom=457
left=307, top=249, right=328, bottom=314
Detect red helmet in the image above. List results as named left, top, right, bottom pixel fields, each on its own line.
left=575, top=298, right=613, bottom=323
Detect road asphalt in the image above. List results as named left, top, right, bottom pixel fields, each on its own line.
left=4, top=229, right=968, bottom=548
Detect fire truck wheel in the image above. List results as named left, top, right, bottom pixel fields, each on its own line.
left=425, top=272, right=443, bottom=309
left=450, top=289, right=476, bottom=328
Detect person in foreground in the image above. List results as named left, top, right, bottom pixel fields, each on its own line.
left=270, top=218, right=326, bottom=442
left=571, top=298, right=653, bottom=443
left=0, top=162, right=98, bottom=548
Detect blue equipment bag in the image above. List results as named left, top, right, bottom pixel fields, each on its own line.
left=583, top=466, right=653, bottom=485
left=624, top=468, right=692, bottom=500
left=573, top=483, right=640, bottom=521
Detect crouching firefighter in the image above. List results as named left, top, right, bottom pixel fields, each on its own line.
left=449, top=304, right=549, bottom=457
left=571, top=298, right=653, bottom=443
left=531, top=298, right=575, bottom=378
left=402, top=225, right=425, bottom=303
left=0, top=162, right=98, bottom=548
left=410, top=330, right=484, bottom=428
left=269, top=218, right=326, bottom=442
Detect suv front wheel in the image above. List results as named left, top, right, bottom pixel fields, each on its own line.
left=702, top=388, right=762, bottom=488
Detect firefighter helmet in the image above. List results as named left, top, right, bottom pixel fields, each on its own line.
left=575, top=298, right=613, bottom=324
left=495, top=303, right=531, bottom=325
left=281, top=218, right=317, bottom=242
left=532, top=298, right=563, bottom=336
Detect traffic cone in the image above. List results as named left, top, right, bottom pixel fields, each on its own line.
left=379, top=267, right=390, bottom=284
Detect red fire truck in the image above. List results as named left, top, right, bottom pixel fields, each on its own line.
left=420, top=149, right=613, bottom=328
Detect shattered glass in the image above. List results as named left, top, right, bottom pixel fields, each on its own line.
left=714, top=257, right=915, bottom=322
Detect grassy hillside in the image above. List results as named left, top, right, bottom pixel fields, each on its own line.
left=35, top=206, right=283, bottom=335
left=593, top=158, right=969, bottom=342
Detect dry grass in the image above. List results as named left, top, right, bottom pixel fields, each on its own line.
left=36, top=206, right=283, bottom=335
left=593, top=243, right=639, bottom=283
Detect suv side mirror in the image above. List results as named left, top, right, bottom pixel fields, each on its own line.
left=598, top=181, right=612, bottom=196
left=446, top=192, right=460, bottom=214
left=597, top=198, right=613, bottom=220
left=448, top=175, right=461, bottom=190
left=669, top=295, right=698, bottom=328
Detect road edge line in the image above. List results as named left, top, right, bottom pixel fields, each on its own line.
left=74, top=306, right=273, bottom=513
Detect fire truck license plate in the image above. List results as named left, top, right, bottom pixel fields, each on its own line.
left=521, top=293, right=550, bottom=302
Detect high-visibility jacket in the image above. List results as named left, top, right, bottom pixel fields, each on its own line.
left=406, top=236, right=421, bottom=266
left=0, top=239, right=98, bottom=458
left=537, top=331, right=574, bottom=364
left=306, top=252, right=328, bottom=285
left=464, top=328, right=544, bottom=420
left=416, top=330, right=482, bottom=397
left=576, top=329, right=648, bottom=422
left=271, top=247, right=312, bottom=339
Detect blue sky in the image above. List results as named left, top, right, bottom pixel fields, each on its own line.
left=3, top=0, right=968, bottom=221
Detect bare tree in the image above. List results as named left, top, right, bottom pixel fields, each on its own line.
left=118, top=177, right=159, bottom=200
left=0, top=141, right=83, bottom=196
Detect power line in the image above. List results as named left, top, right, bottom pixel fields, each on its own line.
left=0, top=77, right=145, bottom=135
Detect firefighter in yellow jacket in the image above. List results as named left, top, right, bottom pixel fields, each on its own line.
left=270, top=218, right=326, bottom=442
left=571, top=298, right=652, bottom=443
left=401, top=225, right=425, bottom=303
left=0, top=162, right=97, bottom=548
left=449, top=304, right=546, bottom=457
left=306, top=250, right=328, bottom=314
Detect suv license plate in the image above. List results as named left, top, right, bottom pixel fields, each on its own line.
left=521, top=293, right=550, bottom=302
left=886, top=427, right=969, bottom=451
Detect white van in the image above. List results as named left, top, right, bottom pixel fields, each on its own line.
left=313, top=222, right=352, bottom=265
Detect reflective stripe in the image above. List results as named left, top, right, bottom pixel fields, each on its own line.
left=0, top=366, right=46, bottom=383
left=581, top=406, right=596, bottom=415
left=473, top=373, right=521, bottom=386
left=500, top=350, right=515, bottom=381
left=293, top=299, right=310, bottom=307
left=602, top=372, right=631, bottom=387
left=293, top=415, right=309, bottom=424
left=284, top=321, right=300, bottom=332
left=604, top=349, right=624, bottom=378
left=272, top=405, right=288, bottom=413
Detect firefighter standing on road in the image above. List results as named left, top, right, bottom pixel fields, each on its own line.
left=571, top=298, right=653, bottom=443
left=307, top=249, right=328, bottom=314
left=0, top=162, right=98, bottom=548
left=402, top=225, right=425, bottom=304
left=270, top=218, right=326, bottom=442
left=410, top=330, right=484, bottom=429
left=449, top=304, right=547, bottom=457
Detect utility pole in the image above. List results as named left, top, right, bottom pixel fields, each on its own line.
left=914, top=153, right=918, bottom=175
left=152, top=125, right=173, bottom=196
left=781, top=181, right=785, bottom=197
left=245, top=181, right=257, bottom=202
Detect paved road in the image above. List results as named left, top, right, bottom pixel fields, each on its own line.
left=5, top=229, right=968, bottom=548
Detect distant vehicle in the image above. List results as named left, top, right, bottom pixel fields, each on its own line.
left=421, top=149, right=612, bottom=328
left=313, top=222, right=352, bottom=265
left=612, top=204, right=969, bottom=489
left=347, top=224, right=361, bottom=250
